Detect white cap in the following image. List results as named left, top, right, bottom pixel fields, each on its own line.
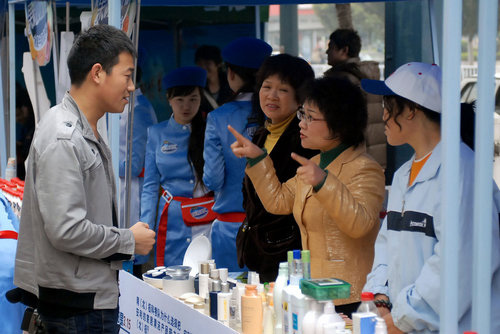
left=361, top=62, right=442, bottom=113
left=323, top=300, right=335, bottom=314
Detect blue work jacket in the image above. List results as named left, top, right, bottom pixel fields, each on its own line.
left=140, top=117, right=205, bottom=266
left=364, top=141, right=500, bottom=333
left=203, top=93, right=258, bottom=213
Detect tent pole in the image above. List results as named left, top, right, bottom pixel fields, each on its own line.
left=472, top=0, right=499, bottom=331
left=255, top=5, right=260, bottom=39
left=124, top=0, right=142, bottom=229
left=428, top=0, right=439, bottom=65
left=108, top=0, right=121, bottom=189
left=8, top=2, right=15, bottom=162
left=440, top=0, right=462, bottom=331
left=0, top=47, right=6, bottom=178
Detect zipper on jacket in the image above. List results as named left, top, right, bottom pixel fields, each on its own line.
left=401, top=199, right=405, bottom=217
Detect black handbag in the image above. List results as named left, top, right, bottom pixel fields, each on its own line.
left=236, top=214, right=302, bottom=282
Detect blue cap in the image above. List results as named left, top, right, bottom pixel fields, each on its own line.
left=222, top=37, right=272, bottom=69
left=361, top=79, right=396, bottom=96
left=293, top=249, right=301, bottom=260
left=162, top=66, right=207, bottom=90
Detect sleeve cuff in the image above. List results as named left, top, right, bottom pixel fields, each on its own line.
left=247, top=149, right=268, bottom=167
left=313, top=170, right=329, bottom=192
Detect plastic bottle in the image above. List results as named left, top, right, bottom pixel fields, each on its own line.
left=229, top=287, right=242, bottom=332
left=291, top=287, right=307, bottom=334
left=198, top=262, right=210, bottom=300
left=353, top=292, right=378, bottom=334
left=263, top=290, right=275, bottom=334
left=374, top=317, right=387, bottom=334
left=302, top=297, right=321, bottom=334
left=283, top=250, right=302, bottom=334
left=5, top=157, right=16, bottom=181
left=218, top=282, right=231, bottom=325
left=274, top=262, right=288, bottom=334
left=209, top=279, right=221, bottom=319
left=315, top=301, right=344, bottom=334
left=301, top=250, right=311, bottom=280
left=287, top=250, right=294, bottom=281
left=356, top=292, right=379, bottom=315
left=241, top=284, right=263, bottom=334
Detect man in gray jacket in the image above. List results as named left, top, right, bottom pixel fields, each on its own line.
left=13, top=25, right=155, bottom=333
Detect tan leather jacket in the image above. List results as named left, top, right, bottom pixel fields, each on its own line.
left=246, top=145, right=385, bottom=305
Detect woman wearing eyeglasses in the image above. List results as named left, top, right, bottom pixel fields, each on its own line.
left=229, top=76, right=385, bottom=316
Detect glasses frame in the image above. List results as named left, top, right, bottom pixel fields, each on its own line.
left=296, top=107, right=326, bottom=124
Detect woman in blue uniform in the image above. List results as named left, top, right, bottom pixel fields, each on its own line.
left=140, top=66, right=213, bottom=267
left=203, top=37, right=272, bottom=271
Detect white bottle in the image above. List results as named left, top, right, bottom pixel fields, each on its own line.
left=217, top=282, right=231, bottom=325
left=315, top=301, right=344, bottom=334
left=374, top=317, right=387, bottom=334
left=199, top=262, right=210, bottom=300
left=291, top=285, right=307, bottom=334
left=5, top=157, right=16, bottom=180
left=274, top=262, right=289, bottom=334
left=283, top=250, right=302, bottom=334
left=353, top=292, right=379, bottom=334
left=263, top=292, right=275, bottom=334
left=237, top=282, right=246, bottom=325
left=302, top=297, right=322, bottom=334
left=229, top=287, right=242, bottom=332
left=356, top=292, right=379, bottom=315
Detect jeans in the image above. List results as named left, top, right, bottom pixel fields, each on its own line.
left=40, top=309, right=119, bottom=334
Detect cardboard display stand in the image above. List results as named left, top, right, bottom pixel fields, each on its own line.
left=119, top=270, right=237, bottom=334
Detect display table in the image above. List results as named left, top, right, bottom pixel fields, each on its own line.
left=118, top=270, right=237, bottom=334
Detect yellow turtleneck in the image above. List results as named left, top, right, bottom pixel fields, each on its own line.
left=264, top=113, right=296, bottom=153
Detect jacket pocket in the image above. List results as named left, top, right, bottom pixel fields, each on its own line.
left=75, top=257, right=93, bottom=279
left=81, top=143, right=103, bottom=173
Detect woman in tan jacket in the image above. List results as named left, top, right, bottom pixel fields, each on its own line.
left=229, top=76, right=385, bottom=316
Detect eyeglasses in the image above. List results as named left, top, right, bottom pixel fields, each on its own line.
left=296, top=107, right=326, bottom=124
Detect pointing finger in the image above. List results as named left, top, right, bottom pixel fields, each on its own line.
left=291, top=152, right=311, bottom=166
left=228, top=125, right=248, bottom=145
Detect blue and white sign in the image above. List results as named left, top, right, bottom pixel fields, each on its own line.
left=118, top=271, right=237, bottom=334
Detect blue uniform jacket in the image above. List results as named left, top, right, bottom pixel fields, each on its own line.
left=203, top=93, right=258, bottom=271
left=203, top=94, right=258, bottom=213
left=140, top=117, right=201, bottom=266
left=364, top=142, right=500, bottom=333
left=119, top=89, right=157, bottom=228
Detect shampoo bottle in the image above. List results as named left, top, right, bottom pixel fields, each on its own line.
left=274, top=262, right=289, bottom=334
left=217, top=282, right=231, bottom=325
left=263, top=290, right=275, bottom=334
left=315, top=301, right=344, bottom=334
left=199, top=262, right=210, bottom=300
left=241, top=284, right=263, bottom=334
left=283, top=250, right=302, bottom=334
left=302, top=297, right=322, bottom=334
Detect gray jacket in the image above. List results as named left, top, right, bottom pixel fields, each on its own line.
left=14, top=93, right=135, bottom=311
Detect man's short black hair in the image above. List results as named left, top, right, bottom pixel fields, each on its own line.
left=329, top=29, right=362, bottom=58
left=194, top=45, right=223, bottom=65
left=301, top=76, right=367, bottom=147
left=67, top=25, right=136, bottom=86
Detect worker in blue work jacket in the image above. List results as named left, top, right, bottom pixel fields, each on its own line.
left=0, top=192, right=24, bottom=334
left=119, top=66, right=158, bottom=231
left=203, top=37, right=272, bottom=271
left=362, top=62, right=500, bottom=333
left=140, top=66, right=215, bottom=267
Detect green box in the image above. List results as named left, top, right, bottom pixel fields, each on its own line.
left=300, top=278, right=351, bottom=301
